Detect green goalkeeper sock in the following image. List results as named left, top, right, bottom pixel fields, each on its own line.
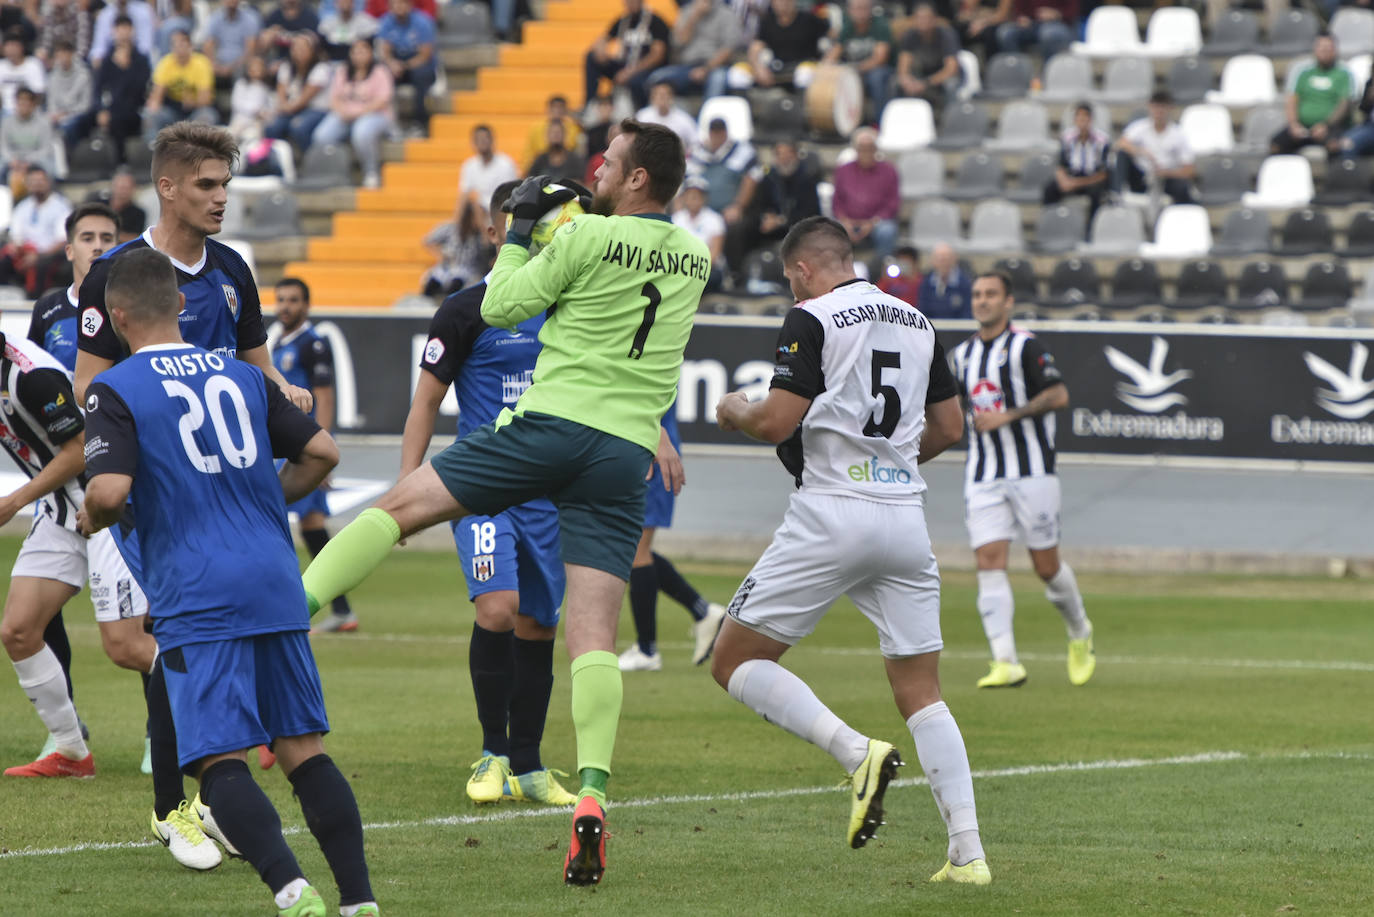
left=301, top=507, right=401, bottom=616
left=570, top=650, right=621, bottom=806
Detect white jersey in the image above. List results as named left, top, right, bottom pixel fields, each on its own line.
left=768, top=279, right=958, bottom=504
left=0, top=335, right=87, bottom=531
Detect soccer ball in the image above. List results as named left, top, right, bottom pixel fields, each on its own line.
left=508, top=183, right=586, bottom=252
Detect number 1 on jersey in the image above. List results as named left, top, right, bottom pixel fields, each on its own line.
left=863, top=350, right=901, bottom=438
left=628, top=281, right=660, bottom=359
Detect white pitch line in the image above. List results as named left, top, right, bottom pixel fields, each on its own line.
left=7, top=749, right=1361, bottom=862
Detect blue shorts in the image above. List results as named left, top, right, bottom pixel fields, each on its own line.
left=644, top=464, right=676, bottom=528
left=451, top=500, right=565, bottom=628
left=286, top=487, right=330, bottom=520
left=160, top=630, right=329, bottom=773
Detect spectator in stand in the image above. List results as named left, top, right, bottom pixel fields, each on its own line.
left=85, top=167, right=147, bottom=242
left=377, top=0, right=438, bottom=133
left=1117, top=90, right=1196, bottom=205
left=264, top=32, right=332, bottom=150
left=366, top=0, right=436, bottom=19
left=0, top=28, right=45, bottom=116
left=955, top=0, right=1012, bottom=61
left=528, top=119, right=588, bottom=184
left=896, top=3, right=962, bottom=111
left=2, top=87, right=55, bottom=182
left=831, top=127, right=899, bottom=260
left=687, top=116, right=759, bottom=226
left=202, top=0, right=262, bottom=87
left=584, top=109, right=618, bottom=186
left=723, top=138, right=819, bottom=284
left=1271, top=32, right=1352, bottom=155
left=824, top=0, right=894, bottom=122
left=1044, top=101, right=1110, bottom=223
left=459, top=123, right=518, bottom=212
left=584, top=0, right=670, bottom=111
left=143, top=28, right=218, bottom=142
left=155, top=0, right=195, bottom=58
left=1337, top=73, right=1374, bottom=158
left=0, top=165, right=71, bottom=295
left=916, top=242, right=971, bottom=319
left=635, top=80, right=698, bottom=154
left=90, top=15, right=150, bottom=157
left=422, top=198, right=489, bottom=297
left=523, top=95, right=581, bottom=166
left=47, top=39, right=91, bottom=149
left=319, top=0, right=378, bottom=61
left=37, top=0, right=90, bottom=66
left=89, top=0, right=156, bottom=67
left=747, top=0, right=828, bottom=90
left=262, top=0, right=323, bottom=59
left=647, top=0, right=742, bottom=100
left=671, top=175, right=725, bottom=292
left=229, top=54, right=276, bottom=143
left=995, top=0, right=1077, bottom=62
left=877, top=245, right=921, bottom=306
left=313, top=37, right=395, bottom=188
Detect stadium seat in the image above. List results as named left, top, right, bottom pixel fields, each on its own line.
left=1265, top=9, right=1319, bottom=56
left=986, top=100, right=1053, bottom=152
left=1205, top=55, right=1277, bottom=107
left=897, top=149, right=944, bottom=199
left=1237, top=105, right=1287, bottom=154
left=438, top=2, right=492, bottom=48
left=219, top=191, right=249, bottom=236
left=232, top=191, right=303, bottom=240
left=1083, top=205, right=1145, bottom=255
left=817, top=180, right=833, bottom=217
left=1205, top=9, right=1259, bottom=58
left=1006, top=152, right=1057, bottom=202
left=1210, top=207, right=1270, bottom=256
left=1179, top=103, right=1234, bottom=156
left=1045, top=257, right=1101, bottom=308
left=759, top=300, right=789, bottom=317
left=1168, top=57, right=1212, bottom=105
left=909, top=198, right=962, bottom=250
left=876, top=98, right=935, bottom=152
left=1297, top=261, right=1352, bottom=311
left=1141, top=6, right=1202, bottom=58
left=1040, top=54, right=1093, bottom=102
left=1330, top=8, right=1374, bottom=58
left=0, top=185, right=13, bottom=234
left=1070, top=6, right=1142, bottom=57
left=979, top=53, right=1033, bottom=99
left=741, top=248, right=786, bottom=296
left=1032, top=204, right=1086, bottom=253
left=962, top=198, right=1021, bottom=252
left=930, top=101, right=987, bottom=151
left=1234, top=260, right=1289, bottom=308
left=124, top=137, right=153, bottom=177
left=1139, top=205, right=1212, bottom=258
left=1241, top=155, right=1313, bottom=209
left=1276, top=209, right=1334, bottom=256
left=65, top=136, right=118, bottom=183
left=1194, top=156, right=1249, bottom=206
left=957, top=50, right=982, bottom=99
left=699, top=299, right=742, bottom=314
left=993, top=256, right=1038, bottom=302
left=697, top=96, right=752, bottom=144
left=1096, top=57, right=1152, bottom=104
left=944, top=152, right=1004, bottom=201
left=1341, top=210, right=1374, bottom=256
left=1348, top=54, right=1373, bottom=97
left=753, top=92, right=806, bottom=141
left=1314, top=157, right=1372, bottom=205
left=1107, top=258, right=1162, bottom=308
left=1174, top=259, right=1228, bottom=309
left=292, top=143, right=353, bottom=191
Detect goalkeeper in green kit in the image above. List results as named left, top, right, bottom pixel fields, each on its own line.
left=299, top=120, right=709, bottom=886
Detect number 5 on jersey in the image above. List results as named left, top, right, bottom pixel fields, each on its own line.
left=863, top=350, right=901, bottom=438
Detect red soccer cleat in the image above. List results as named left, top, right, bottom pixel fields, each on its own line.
left=563, top=795, right=607, bottom=886
left=4, top=751, right=95, bottom=778
left=256, top=744, right=276, bottom=770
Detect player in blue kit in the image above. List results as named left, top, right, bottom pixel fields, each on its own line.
left=399, top=179, right=576, bottom=807
left=272, top=278, right=356, bottom=634
left=81, top=249, right=377, bottom=917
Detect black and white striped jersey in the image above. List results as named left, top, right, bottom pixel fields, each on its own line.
left=0, top=334, right=86, bottom=529
left=950, top=327, right=1063, bottom=485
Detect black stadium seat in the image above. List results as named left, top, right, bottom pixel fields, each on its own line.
left=1314, top=157, right=1372, bottom=206
left=1107, top=259, right=1162, bottom=309
left=1265, top=8, right=1319, bottom=56
left=1045, top=258, right=1100, bottom=309
left=930, top=101, right=988, bottom=151
left=1234, top=261, right=1289, bottom=309
left=1174, top=260, right=1228, bottom=310
left=1006, top=153, right=1056, bottom=203
left=292, top=143, right=353, bottom=191
left=1194, top=157, right=1249, bottom=206
left=979, top=53, right=1033, bottom=99
left=1297, top=261, right=1352, bottom=311
left=1210, top=208, right=1269, bottom=256
left=1342, top=210, right=1374, bottom=257
left=993, top=256, right=1038, bottom=303
left=1032, top=205, right=1086, bottom=254
left=1167, top=56, right=1211, bottom=104
left=1276, top=209, right=1334, bottom=256
left=944, top=152, right=1003, bottom=201
left=1205, top=9, right=1259, bottom=57
left=438, top=2, right=491, bottom=48
left=66, top=136, right=118, bottom=184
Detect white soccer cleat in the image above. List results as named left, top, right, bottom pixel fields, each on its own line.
left=617, top=645, right=662, bottom=672
left=193, top=793, right=241, bottom=857
left=151, top=800, right=223, bottom=870
left=691, top=603, right=727, bottom=666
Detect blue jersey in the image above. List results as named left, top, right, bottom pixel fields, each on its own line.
left=272, top=323, right=334, bottom=419
left=82, top=344, right=321, bottom=650
left=28, top=287, right=79, bottom=371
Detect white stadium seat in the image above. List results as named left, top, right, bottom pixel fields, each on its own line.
left=956, top=49, right=981, bottom=99
left=876, top=98, right=935, bottom=152
left=1142, top=7, right=1202, bottom=58
left=1241, top=155, right=1314, bottom=209
left=1071, top=6, right=1142, bottom=57
left=1331, top=7, right=1374, bottom=58
left=1139, top=205, right=1213, bottom=258
left=697, top=95, right=753, bottom=144
left=1205, top=55, right=1277, bottom=106
left=1178, top=103, right=1235, bottom=156
left=962, top=198, right=1022, bottom=253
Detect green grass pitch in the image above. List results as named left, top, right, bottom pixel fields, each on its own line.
left=0, top=537, right=1370, bottom=916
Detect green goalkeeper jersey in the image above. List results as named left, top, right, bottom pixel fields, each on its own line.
left=482, top=211, right=710, bottom=454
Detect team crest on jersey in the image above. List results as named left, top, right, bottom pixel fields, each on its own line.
left=222, top=284, right=239, bottom=319
left=279, top=351, right=296, bottom=372
left=472, top=554, right=495, bottom=582
left=969, top=379, right=1004, bottom=414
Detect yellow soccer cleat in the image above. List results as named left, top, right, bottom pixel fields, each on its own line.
left=466, top=754, right=511, bottom=804
left=931, top=858, right=992, bottom=885
left=847, top=738, right=903, bottom=849
left=976, top=661, right=1028, bottom=689
left=1068, top=629, right=1096, bottom=686
left=504, top=768, right=577, bottom=806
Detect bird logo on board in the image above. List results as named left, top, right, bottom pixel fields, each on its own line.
left=222, top=284, right=240, bottom=319
left=472, top=554, right=495, bottom=583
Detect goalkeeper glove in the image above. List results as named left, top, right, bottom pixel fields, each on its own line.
left=501, top=174, right=585, bottom=246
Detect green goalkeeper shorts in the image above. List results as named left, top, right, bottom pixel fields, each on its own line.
left=430, top=411, right=651, bottom=581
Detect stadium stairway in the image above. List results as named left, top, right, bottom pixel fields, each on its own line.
left=277, top=0, right=679, bottom=308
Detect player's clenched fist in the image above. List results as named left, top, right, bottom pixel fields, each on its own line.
left=284, top=383, right=314, bottom=413
left=715, top=391, right=748, bottom=432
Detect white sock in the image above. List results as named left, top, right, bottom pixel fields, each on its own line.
left=341, top=903, right=378, bottom=917
left=1045, top=563, right=1091, bottom=640
left=274, top=878, right=310, bottom=910
left=13, top=646, right=87, bottom=759
left=907, top=701, right=984, bottom=866
left=728, top=658, right=869, bottom=773
left=976, top=570, right=1017, bottom=663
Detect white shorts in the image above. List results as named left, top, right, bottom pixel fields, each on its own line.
left=726, top=491, right=943, bottom=658
left=965, top=475, right=1062, bottom=551
left=11, top=513, right=148, bottom=623
left=13, top=512, right=87, bottom=589
left=87, top=527, right=148, bottom=623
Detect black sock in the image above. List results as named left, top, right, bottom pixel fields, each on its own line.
left=629, top=563, right=658, bottom=653
left=508, top=636, right=554, bottom=775
left=302, top=529, right=353, bottom=617
left=469, top=624, right=513, bottom=757
left=288, top=754, right=373, bottom=906
left=201, top=759, right=302, bottom=894
left=653, top=553, right=709, bottom=621
left=145, top=657, right=184, bottom=820
left=42, top=610, right=74, bottom=700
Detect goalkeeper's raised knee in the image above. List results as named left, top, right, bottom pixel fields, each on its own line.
left=302, top=507, right=401, bottom=617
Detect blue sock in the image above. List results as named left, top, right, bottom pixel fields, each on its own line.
left=469, top=624, right=513, bottom=757
left=289, top=754, right=373, bottom=907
